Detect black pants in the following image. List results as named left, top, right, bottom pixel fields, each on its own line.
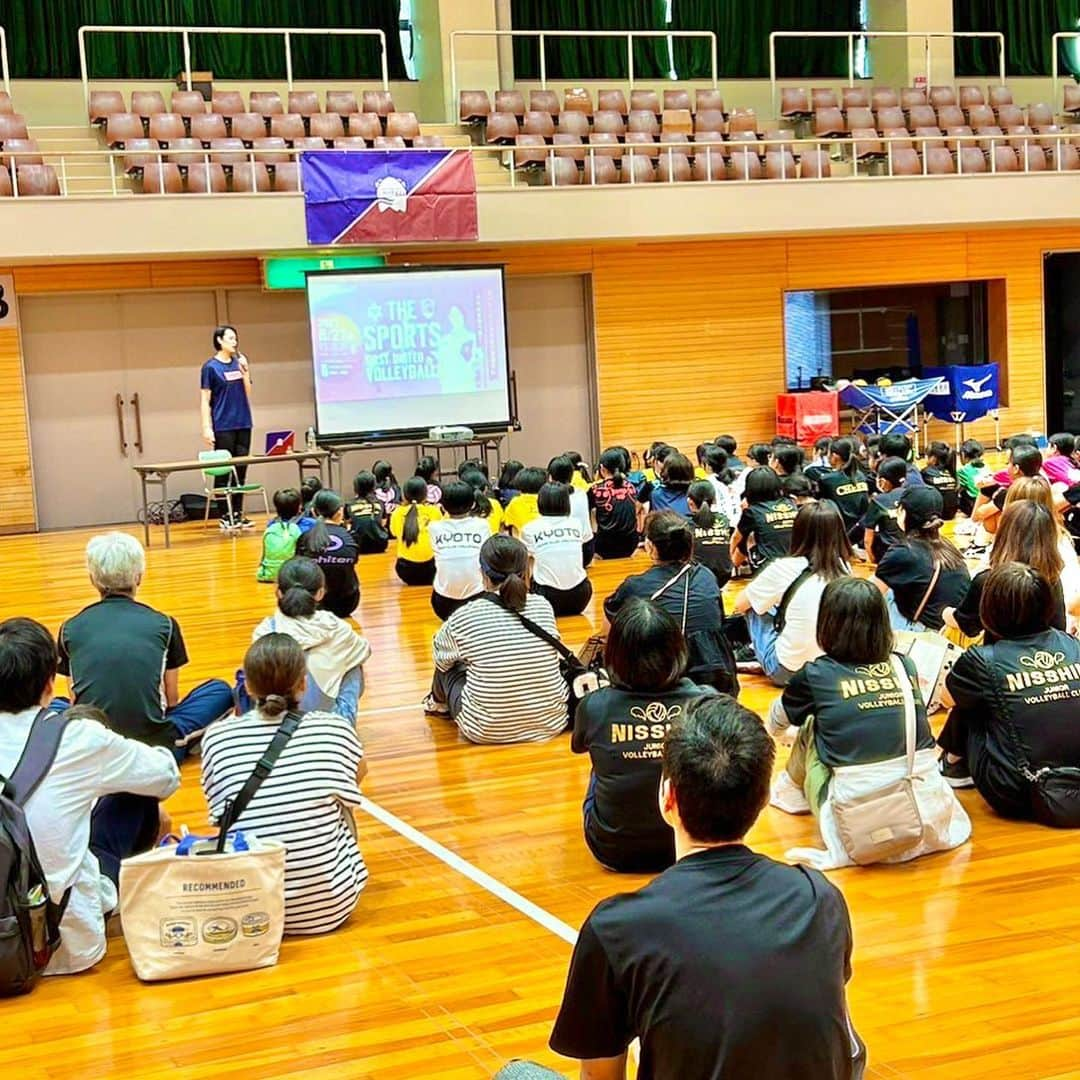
left=213, top=427, right=252, bottom=519
left=395, top=557, right=436, bottom=586
left=594, top=533, right=640, bottom=560
left=431, top=663, right=468, bottom=718
left=535, top=577, right=593, bottom=616
left=581, top=539, right=595, bottom=567
left=938, top=708, right=1032, bottom=820
left=431, top=590, right=479, bottom=620
left=958, top=490, right=976, bottom=517
left=90, top=792, right=160, bottom=888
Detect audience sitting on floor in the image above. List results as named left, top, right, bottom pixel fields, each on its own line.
left=201, top=633, right=368, bottom=934
left=521, top=483, right=592, bottom=616
left=731, top=465, right=799, bottom=572
left=296, top=490, right=361, bottom=617
left=56, top=531, right=231, bottom=883
left=0, top=617, right=179, bottom=974
left=252, top=557, right=370, bottom=722
left=428, top=480, right=490, bottom=620
left=389, top=476, right=444, bottom=587
left=588, top=448, right=640, bottom=560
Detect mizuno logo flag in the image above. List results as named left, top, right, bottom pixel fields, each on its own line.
left=301, top=149, right=479, bottom=245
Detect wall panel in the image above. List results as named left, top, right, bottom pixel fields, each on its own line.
left=0, top=326, right=36, bottom=532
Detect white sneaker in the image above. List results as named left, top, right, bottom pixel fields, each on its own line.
left=770, top=770, right=811, bottom=815
left=954, top=519, right=976, bottom=536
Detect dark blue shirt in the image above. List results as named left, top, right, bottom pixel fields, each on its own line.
left=200, top=356, right=252, bottom=432
left=648, top=485, right=691, bottom=517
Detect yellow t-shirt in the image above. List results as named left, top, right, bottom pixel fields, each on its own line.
left=570, top=473, right=590, bottom=492
left=481, top=499, right=504, bottom=534
left=694, top=466, right=708, bottom=480
left=503, top=493, right=540, bottom=534
left=389, top=502, right=444, bottom=562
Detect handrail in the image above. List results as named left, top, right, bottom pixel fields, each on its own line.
left=1052, top=33, right=1080, bottom=112
left=77, top=25, right=389, bottom=113
left=0, top=27, right=9, bottom=95
left=448, top=29, right=719, bottom=123
left=769, top=31, right=1007, bottom=116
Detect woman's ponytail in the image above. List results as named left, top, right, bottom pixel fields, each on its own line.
left=276, top=557, right=324, bottom=618
left=400, top=476, right=428, bottom=547
left=479, top=534, right=529, bottom=612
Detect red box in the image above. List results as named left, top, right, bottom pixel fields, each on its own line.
left=776, top=391, right=839, bottom=446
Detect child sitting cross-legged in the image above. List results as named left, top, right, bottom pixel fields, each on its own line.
left=346, top=471, right=390, bottom=555
left=257, top=487, right=316, bottom=583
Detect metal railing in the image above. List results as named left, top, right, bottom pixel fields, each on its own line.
left=0, top=27, right=9, bottom=95
left=449, top=29, right=718, bottom=122
left=1051, top=33, right=1080, bottom=112
left=3, top=131, right=1079, bottom=199
left=77, top=25, right=390, bottom=113
left=769, top=31, right=1007, bottom=115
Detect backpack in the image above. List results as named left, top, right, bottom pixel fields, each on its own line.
left=0, top=709, right=71, bottom=995
left=257, top=521, right=301, bottom=583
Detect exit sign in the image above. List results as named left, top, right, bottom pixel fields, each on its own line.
left=263, top=254, right=386, bottom=290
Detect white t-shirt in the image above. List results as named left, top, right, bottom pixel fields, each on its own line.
left=428, top=516, right=488, bottom=599
left=708, top=476, right=742, bottom=524
left=569, top=488, right=594, bottom=542
left=522, top=515, right=587, bottom=590
left=743, top=555, right=829, bottom=672
left=0, top=708, right=179, bottom=975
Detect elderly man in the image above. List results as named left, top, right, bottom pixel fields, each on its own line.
left=57, top=531, right=231, bottom=882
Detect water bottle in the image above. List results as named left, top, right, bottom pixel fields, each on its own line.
left=305, top=426, right=316, bottom=450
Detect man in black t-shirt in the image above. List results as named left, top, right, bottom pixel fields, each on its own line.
left=550, top=695, right=862, bottom=1080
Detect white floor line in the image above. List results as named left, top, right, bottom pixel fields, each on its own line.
left=359, top=796, right=579, bottom=946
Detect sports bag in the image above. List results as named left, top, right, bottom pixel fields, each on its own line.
left=0, top=709, right=71, bottom=996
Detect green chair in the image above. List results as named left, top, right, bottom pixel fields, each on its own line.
left=198, top=449, right=269, bottom=527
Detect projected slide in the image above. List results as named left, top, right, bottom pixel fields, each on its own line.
left=307, top=266, right=511, bottom=440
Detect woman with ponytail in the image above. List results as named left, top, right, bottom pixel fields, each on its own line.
left=200, top=633, right=368, bottom=935
left=252, top=558, right=371, bottom=721
left=588, top=447, right=640, bottom=559
left=425, top=534, right=569, bottom=743
left=389, top=476, right=444, bottom=586
left=296, top=490, right=360, bottom=619
left=816, top=436, right=870, bottom=545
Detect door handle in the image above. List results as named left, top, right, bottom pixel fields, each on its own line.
left=130, top=392, right=144, bottom=454
left=115, top=392, right=128, bottom=456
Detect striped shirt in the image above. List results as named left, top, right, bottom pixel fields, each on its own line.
left=200, top=709, right=367, bottom=935
left=433, top=593, right=569, bottom=744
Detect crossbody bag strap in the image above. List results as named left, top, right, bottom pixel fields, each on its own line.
left=215, top=710, right=303, bottom=852
left=911, top=560, right=941, bottom=626
left=890, top=654, right=917, bottom=776
left=981, top=642, right=1040, bottom=780
left=481, top=593, right=576, bottom=662
left=774, top=565, right=815, bottom=636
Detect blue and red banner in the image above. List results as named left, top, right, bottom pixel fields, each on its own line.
left=301, top=149, right=478, bottom=245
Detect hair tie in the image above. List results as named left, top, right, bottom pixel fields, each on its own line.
left=480, top=557, right=509, bottom=583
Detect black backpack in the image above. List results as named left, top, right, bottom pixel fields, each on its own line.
left=0, top=709, right=71, bottom=996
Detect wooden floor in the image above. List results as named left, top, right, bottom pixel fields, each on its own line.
left=10, top=519, right=1080, bottom=1079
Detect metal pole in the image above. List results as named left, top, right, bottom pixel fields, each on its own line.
left=284, top=31, right=293, bottom=89
left=925, top=35, right=931, bottom=90
left=539, top=32, right=547, bottom=90
left=769, top=34, right=777, bottom=118
left=378, top=30, right=389, bottom=91
left=847, top=34, right=854, bottom=87
left=449, top=32, right=458, bottom=124
left=628, top=33, right=634, bottom=90
left=183, top=31, right=192, bottom=91
left=997, top=33, right=1005, bottom=88
left=710, top=32, right=718, bottom=89
left=0, top=30, right=9, bottom=95
left=79, top=27, right=90, bottom=114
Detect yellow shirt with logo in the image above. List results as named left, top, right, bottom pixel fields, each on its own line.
left=389, top=502, right=444, bottom=562
left=503, top=493, right=540, bottom=534
left=482, top=499, right=504, bottom=534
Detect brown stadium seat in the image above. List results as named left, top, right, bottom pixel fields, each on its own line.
left=1007, top=124, right=1035, bottom=148
left=662, top=108, right=693, bottom=138
left=0, top=91, right=11, bottom=114
left=728, top=108, right=757, bottom=134
left=967, top=104, right=995, bottom=129
left=89, top=90, right=125, bottom=123
left=270, top=113, right=306, bottom=142
left=485, top=112, right=519, bottom=144
left=1037, top=124, right=1064, bottom=148
left=563, top=88, right=593, bottom=116
left=624, top=131, right=658, bottom=160
left=165, top=137, right=207, bottom=166
left=123, top=138, right=160, bottom=173
left=131, top=91, right=166, bottom=119
left=0, top=169, right=11, bottom=196
left=924, top=147, right=955, bottom=173
left=558, top=111, right=590, bottom=138
left=292, top=137, right=327, bottom=151
left=958, top=85, right=985, bottom=109
left=764, top=149, right=798, bottom=179
left=657, top=150, right=692, bottom=182
left=915, top=126, right=945, bottom=148
left=907, top=105, right=936, bottom=130
left=621, top=154, right=656, bottom=184
left=459, top=90, right=491, bottom=123
left=814, top=108, right=845, bottom=137
left=760, top=129, right=793, bottom=153
left=374, top=135, right=406, bottom=149
left=729, top=149, right=763, bottom=180
left=811, top=88, right=838, bottom=110
left=171, top=91, right=207, bottom=117
left=412, top=135, right=444, bottom=148
left=333, top=136, right=369, bottom=150
left=937, top=105, right=965, bottom=129
left=1050, top=143, right=1080, bottom=169
left=212, top=91, right=246, bottom=119
left=529, top=90, right=560, bottom=117
left=513, top=134, right=547, bottom=168
left=105, top=112, right=143, bottom=147
left=583, top=156, right=618, bottom=184
left=0, top=114, right=29, bottom=143
left=288, top=91, right=321, bottom=117
left=627, top=110, right=659, bottom=136
left=929, top=85, right=957, bottom=107
left=598, top=89, right=627, bottom=115
left=347, top=113, right=382, bottom=141
left=190, top=113, right=227, bottom=143
left=989, top=86, right=1014, bottom=108
left=250, top=91, right=284, bottom=117
left=695, top=109, right=726, bottom=133
left=544, top=157, right=579, bottom=186
left=851, top=128, right=884, bottom=159
left=900, top=87, right=927, bottom=109
left=553, top=133, right=585, bottom=161
left=186, top=162, right=227, bottom=193
left=494, top=90, right=525, bottom=116
left=251, top=137, right=290, bottom=163
left=663, top=89, right=691, bottom=112
left=882, top=127, right=914, bottom=150
left=945, top=125, right=973, bottom=152
left=691, top=144, right=727, bottom=180
left=799, top=149, right=831, bottom=178
left=522, top=111, right=555, bottom=139
left=273, top=162, right=303, bottom=191
left=876, top=106, right=905, bottom=130
left=231, top=161, right=271, bottom=191
left=992, top=144, right=1019, bottom=171
left=149, top=113, right=186, bottom=144
left=888, top=147, right=922, bottom=175
left=310, top=113, right=345, bottom=141
left=957, top=147, right=987, bottom=173
left=386, top=112, right=420, bottom=142
left=780, top=88, right=811, bottom=117
left=976, top=125, right=1004, bottom=151
left=209, top=138, right=248, bottom=166
left=726, top=130, right=759, bottom=153
left=695, top=89, right=724, bottom=114
left=996, top=104, right=1023, bottom=127
left=0, top=139, right=42, bottom=168
left=845, top=107, right=874, bottom=131
left=630, top=90, right=660, bottom=115
left=1017, top=144, right=1048, bottom=171
left=593, top=110, right=626, bottom=138
left=587, top=132, right=622, bottom=159
left=1028, top=103, right=1054, bottom=127
left=1065, top=85, right=1080, bottom=116
left=326, top=90, right=359, bottom=116
left=139, top=162, right=183, bottom=193
left=872, top=87, right=899, bottom=109
left=842, top=87, right=870, bottom=109
left=232, top=113, right=268, bottom=144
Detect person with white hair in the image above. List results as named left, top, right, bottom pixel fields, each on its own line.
left=56, top=531, right=232, bottom=884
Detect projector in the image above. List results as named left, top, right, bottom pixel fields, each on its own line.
left=429, top=425, right=474, bottom=441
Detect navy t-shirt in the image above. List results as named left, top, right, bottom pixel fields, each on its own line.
left=200, top=356, right=253, bottom=432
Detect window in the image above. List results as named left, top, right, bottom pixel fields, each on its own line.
left=399, top=0, right=417, bottom=80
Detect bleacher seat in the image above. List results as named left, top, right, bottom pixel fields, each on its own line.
left=310, top=114, right=345, bottom=141
left=105, top=112, right=142, bottom=147
left=564, top=88, right=592, bottom=116
left=288, top=91, right=321, bottom=117
left=695, top=89, right=724, bottom=114
left=996, top=104, right=1023, bottom=127
left=958, top=85, right=985, bottom=109
left=89, top=90, right=125, bottom=123
left=0, top=139, right=42, bottom=168
left=621, top=154, right=655, bottom=184
left=657, top=150, right=692, bottom=182
left=132, top=91, right=166, bottom=119
left=274, top=162, right=302, bottom=191
left=191, top=113, right=228, bottom=143
left=761, top=129, right=793, bottom=152
left=925, top=147, right=955, bottom=173
left=989, top=86, right=1014, bottom=108
left=627, top=110, right=659, bottom=137
left=149, top=113, right=186, bottom=144
left=0, top=168, right=11, bottom=196
left=583, top=156, right=618, bottom=184
left=1007, top=124, right=1035, bottom=148
left=250, top=92, right=284, bottom=118
left=883, top=127, right=913, bottom=149
left=814, top=108, right=845, bottom=137
left=845, top=107, right=874, bottom=132
left=930, top=86, right=957, bottom=107
left=165, top=137, right=208, bottom=165
left=232, top=113, right=268, bottom=144
left=593, top=110, right=625, bottom=138
left=889, top=147, right=921, bottom=175
left=587, top=132, right=622, bottom=159
left=800, top=149, right=831, bottom=178
left=15, top=164, right=61, bottom=196
left=187, top=162, right=227, bottom=192
left=728, top=108, right=757, bottom=134
left=544, top=157, right=579, bottom=186
left=523, top=111, right=555, bottom=139
left=374, top=135, right=406, bottom=149
left=211, top=91, right=246, bottom=119
left=362, top=91, right=394, bottom=115
left=1037, top=124, right=1064, bottom=147
left=908, top=105, right=936, bottom=130
left=232, top=161, right=271, bottom=191
left=957, top=146, right=987, bottom=173
left=624, top=131, right=658, bottom=159
left=485, top=112, right=519, bottom=143
left=598, top=89, right=628, bottom=115
left=842, top=87, right=870, bottom=110
left=270, top=114, right=306, bottom=142
left=459, top=91, right=491, bottom=123
left=494, top=90, right=525, bottom=116
left=1064, top=85, right=1080, bottom=116
left=0, top=91, right=14, bottom=114
left=872, top=87, right=899, bottom=109
left=967, top=104, right=996, bottom=129
left=695, top=109, right=726, bottom=134
left=901, top=87, right=927, bottom=109
left=530, top=90, right=560, bottom=117
left=334, top=136, right=370, bottom=150
left=252, top=137, right=290, bottom=163
left=172, top=91, right=206, bottom=117
left=413, top=135, right=445, bottom=148
left=812, top=88, right=838, bottom=110
left=781, top=88, right=811, bottom=117
left=937, top=105, right=965, bottom=129
left=663, top=89, right=691, bottom=112
left=727, top=130, right=759, bottom=153
left=977, top=125, right=1004, bottom=151
left=553, top=133, right=585, bottom=161
left=765, top=149, right=798, bottom=179
left=209, top=138, right=248, bottom=166
left=1050, top=143, right=1080, bottom=169
left=1019, top=144, right=1048, bottom=171
left=347, top=113, right=381, bottom=141
left=662, top=109, right=692, bottom=137
left=630, top=90, right=660, bottom=116
left=327, top=91, right=359, bottom=116
left=292, top=137, right=326, bottom=151
left=123, top=138, right=159, bottom=172
left=876, top=105, right=905, bottom=130
left=729, top=149, right=763, bottom=180
left=513, top=134, right=547, bottom=168
left=992, top=145, right=1020, bottom=171
left=915, top=126, right=945, bottom=148
left=559, top=111, right=590, bottom=138
left=139, top=162, right=183, bottom=193
left=692, top=144, right=726, bottom=180
left=852, top=128, right=884, bottom=159
left=945, top=125, right=973, bottom=152
left=1027, top=103, right=1054, bottom=127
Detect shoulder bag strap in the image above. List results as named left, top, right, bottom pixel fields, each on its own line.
left=774, top=566, right=815, bottom=636
left=890, top=654, right=918, bottom=777
left=215, top=710, right=303, bottom=852
left=480, top=593, right=576, bottom=663
left=6, top=709, right=69, bottom=805
left=911, top=560, right=942, bottom=627
left=649, top=561, right=693, bottom=603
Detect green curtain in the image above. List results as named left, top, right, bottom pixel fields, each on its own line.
left=510, top=0, right=669, bottom=81
left=953, top=1, right=1080, bottom=77
left=670, top=0, right=863, bottom=80
left=4, top=1, right=406, bottom=80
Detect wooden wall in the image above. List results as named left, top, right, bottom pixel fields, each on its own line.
left=0, top=325, right=35, bottom=533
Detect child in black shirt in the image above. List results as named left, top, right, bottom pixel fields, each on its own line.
left=346, top=470, right=390, bottom=554
left=687, top=480, right=734, bottom=588
left=861, top=456, right=907, bottom=564
left=732, top=467, right=798, bottom=573
left=921, top=441, right=959, bottom=520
